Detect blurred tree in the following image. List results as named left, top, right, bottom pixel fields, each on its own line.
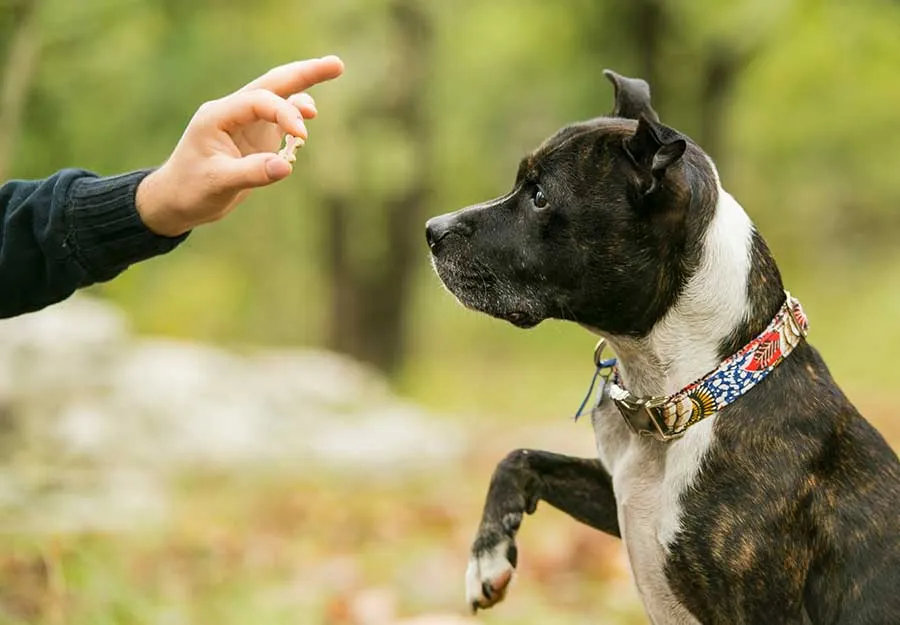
left=320, top=0, right=434, bottom=374
left=695, top=43, right=752, bottom=167
left=3, top=0, right=900, bottom=390
left=677, top=0, right=787, bottom=169
left=622, top=0, right=666, bottom=107
left=577, top=0, right=779, bottom=166
left=0, top=0, right=42, bottom=180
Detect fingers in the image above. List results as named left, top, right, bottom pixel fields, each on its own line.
left=216, top=152, right=293, bottom=192
left=205, top=89, right=309, bottom=139
left=239, top=55, right=344, bottom=98
left=289, top=92, right=317, bottom=118
left=179, top=57, right=342, bottom=199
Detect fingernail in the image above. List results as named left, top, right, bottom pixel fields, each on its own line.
left=295, top=116, right=309, bottom=139
left=266, top=156, right=291, bottom=180
left=320, top=55, right=344, bottom=70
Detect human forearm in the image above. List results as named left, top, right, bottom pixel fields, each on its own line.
left=0, top=169, right=187, bottom=318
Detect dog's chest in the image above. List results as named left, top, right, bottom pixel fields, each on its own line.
left=591, top=403, right=708, bottom=625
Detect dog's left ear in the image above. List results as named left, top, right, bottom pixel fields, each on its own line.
left=603, top=69, right=660, bottom=122
left=625, top=115, right=687, bottom=195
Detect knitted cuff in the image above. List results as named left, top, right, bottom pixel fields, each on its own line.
left=67, top=169, right=189, bottom=280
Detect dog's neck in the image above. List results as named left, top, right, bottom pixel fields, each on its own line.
left=602, top=184, right=784, bottom=399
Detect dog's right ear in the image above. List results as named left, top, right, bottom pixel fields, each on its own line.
left=603, top=69, right=660, bottom=123
left=625, top=115, right=687, bottom=195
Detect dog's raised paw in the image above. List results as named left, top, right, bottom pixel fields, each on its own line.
left=465, top=539, right=517, bottom=612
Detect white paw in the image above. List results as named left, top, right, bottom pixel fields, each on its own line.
left=465, top=540, right=516, bottom=612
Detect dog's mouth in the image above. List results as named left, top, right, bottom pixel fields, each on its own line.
left=430, top=251, right=547, bottom=329
left=500, top=311, right=541, bottom=328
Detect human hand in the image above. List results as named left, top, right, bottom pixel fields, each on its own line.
left=135, top=55, right=344, bottom=237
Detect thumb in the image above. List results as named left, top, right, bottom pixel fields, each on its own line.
left=219, top=153, right=292, bottom=191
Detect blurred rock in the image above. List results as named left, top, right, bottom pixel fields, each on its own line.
left=0, top=295, right=465, bottom=531
left=0, top=295, right=127, bottom=401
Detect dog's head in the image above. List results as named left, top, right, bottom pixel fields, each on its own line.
left=426, top=71, right=720, bottom=336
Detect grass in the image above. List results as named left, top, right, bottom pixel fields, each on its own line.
left=4, top=389, right=896, bottom=625
left=0, top=459, right=646, bottom=625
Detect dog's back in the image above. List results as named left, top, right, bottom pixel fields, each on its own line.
left=666, top=341, right=900, bottom=623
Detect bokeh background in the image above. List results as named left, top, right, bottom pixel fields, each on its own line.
left=2, top=0, right=899, bottom=623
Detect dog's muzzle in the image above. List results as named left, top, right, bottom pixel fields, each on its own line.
left=425, top=214, right=472, bottom=255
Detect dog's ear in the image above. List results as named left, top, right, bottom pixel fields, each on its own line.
left=625, top=115, right=687, bottom=195
left=603, top=69, right=660, bottom=122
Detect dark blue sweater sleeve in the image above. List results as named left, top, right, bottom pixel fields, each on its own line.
left=0, top=168, right=188, bottom=318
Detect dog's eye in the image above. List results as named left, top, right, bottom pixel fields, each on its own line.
left=533, top=187, right=548, bottom=209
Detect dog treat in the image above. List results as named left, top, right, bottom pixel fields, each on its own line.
left=277, top=134, right=305, bottom=163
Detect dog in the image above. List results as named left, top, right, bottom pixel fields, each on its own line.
left=425, top=70, right=900, bottom=624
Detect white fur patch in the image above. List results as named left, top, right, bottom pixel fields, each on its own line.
left=650, top=183, right=754, bottom=549
left=657, top=417, right=716, bottom=547
left=592, top=176, right=755, bottom=622
left=644, top=185, right=753, bottom=396
left=465, top=540, right=515, bottom=608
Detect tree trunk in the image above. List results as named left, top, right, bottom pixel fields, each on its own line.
left=628, top=0, right=666, bottom=108
left=0, top=0, right=42, bottom=181
left=324, top=0, right=432, bottom=375
left=697, top=42, right=758, bottom=171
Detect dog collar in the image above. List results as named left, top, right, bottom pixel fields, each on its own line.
left=577, top=292, right=809, bottom=442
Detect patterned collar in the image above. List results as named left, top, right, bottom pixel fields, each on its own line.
left=577, top=292, right=809, bottom=442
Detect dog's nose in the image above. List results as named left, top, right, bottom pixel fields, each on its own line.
left=425, top=215, right=453, bottom=252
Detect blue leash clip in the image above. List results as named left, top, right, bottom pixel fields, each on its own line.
left=574, top=339, right=617, bottom=421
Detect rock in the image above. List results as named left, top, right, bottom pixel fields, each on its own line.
left=0, top=294, right=127, bottom=401
left=0, top=295, right=466, bottom=531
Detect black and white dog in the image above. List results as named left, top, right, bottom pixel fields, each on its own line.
left=426, top=71, right=900, bottom=624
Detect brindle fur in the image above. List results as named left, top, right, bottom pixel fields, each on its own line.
left=426, top=70, right=900, bottom=623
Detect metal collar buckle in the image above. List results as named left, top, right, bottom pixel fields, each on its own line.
left=593, top=338, right=612, bottom=368
left=596, top=337, right=677, bottom=442
left=612, top=392, right=681, bottom=442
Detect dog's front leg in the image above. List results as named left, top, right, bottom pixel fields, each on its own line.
left=467, top=448, right=619, bottom=611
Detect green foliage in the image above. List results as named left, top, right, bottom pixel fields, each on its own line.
left=4, top=0, right=900, bottom=403
left=2, top=2, right=900, bottom=620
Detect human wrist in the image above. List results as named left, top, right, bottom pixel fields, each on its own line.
left=135, top=166, right=192, bottom=237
